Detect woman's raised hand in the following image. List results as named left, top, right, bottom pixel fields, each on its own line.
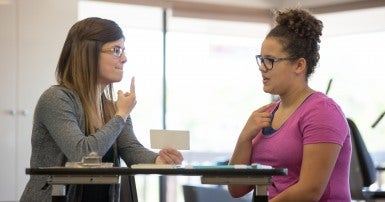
left=116, top=77, right=137, bottom=121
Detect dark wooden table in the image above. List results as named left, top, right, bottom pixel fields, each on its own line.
left=26, top=166, right=287, bottom=202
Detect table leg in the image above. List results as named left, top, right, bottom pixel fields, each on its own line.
left=253, top=195, right=268, bottom=202
left=52, top=196, right=66, bottom=202
left=52, top=185, right=66, bottom=202
left=254, top=185, right=268, bottom=202
left=201, top=176, right=271, bottom=201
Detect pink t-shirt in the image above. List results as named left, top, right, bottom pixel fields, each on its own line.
left=251, top=92, right=351, bottom=201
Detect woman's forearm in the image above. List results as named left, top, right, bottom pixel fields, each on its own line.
left=228, top=135, right=254, bottom=198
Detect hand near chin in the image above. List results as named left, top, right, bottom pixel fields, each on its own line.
left=116, top=77, right=137, bottom=120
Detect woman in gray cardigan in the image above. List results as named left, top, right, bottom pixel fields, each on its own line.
left=20, top=17, right=183, bottom=202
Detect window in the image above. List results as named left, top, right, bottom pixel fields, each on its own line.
left=166, top=17, right=270, bottom=202
left=79, top=2, right=385, bottom=201
left=314, top=7, right=385, bottom=191
left=79, top=2, right=270, bottom=201
left=315, top=7, right=385, bottom=165
left=79, top=2, right=164, bottom=201
left=166, top=17, right=270, bottom=153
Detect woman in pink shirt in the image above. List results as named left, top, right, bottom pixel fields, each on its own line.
left=228, top=8, right=351, bottom=202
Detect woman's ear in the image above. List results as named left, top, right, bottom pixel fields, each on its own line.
left=294, top=58, right=307, bottom=74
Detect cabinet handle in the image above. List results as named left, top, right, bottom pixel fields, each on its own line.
left=20, top=109, right=28, bottom=116
left=9, top=109, right=16, bottom=115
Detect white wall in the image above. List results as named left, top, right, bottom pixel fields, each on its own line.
left=0, top=0, right=77, bottom=200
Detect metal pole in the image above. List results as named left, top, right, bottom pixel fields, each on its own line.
left=159, top=8, right=168, bottom=202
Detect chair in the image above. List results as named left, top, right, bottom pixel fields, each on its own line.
left=183, top=185, right=252, bottom=202
left=120, top=175, right=138, bottom=202
left=348, top=118, right=385, bottom=201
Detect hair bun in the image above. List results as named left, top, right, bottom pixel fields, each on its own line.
left=274, top=8, right=323, bottom=42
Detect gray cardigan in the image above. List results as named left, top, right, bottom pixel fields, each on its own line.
left=20, top=85, right=158, bottom=202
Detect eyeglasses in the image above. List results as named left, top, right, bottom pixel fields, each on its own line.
left=255, top=55, right=294, bottom=71
left=101, top=46, right=125, bottom=58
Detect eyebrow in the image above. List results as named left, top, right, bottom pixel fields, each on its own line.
left=104, top=45, right=124, bottom=49
left=112, top=45, right=124, bottom=48
left=261, top=54, right=277, bottom=58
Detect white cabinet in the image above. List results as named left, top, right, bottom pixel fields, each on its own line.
left=0, top=0, right=77, bottom=200
left=0, top=1, right=18, bottom=200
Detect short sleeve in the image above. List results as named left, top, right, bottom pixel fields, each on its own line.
left=301, top=96, right=349, bottom=146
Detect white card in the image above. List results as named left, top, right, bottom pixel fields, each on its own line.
left=150, top=129, right=190, bottom=150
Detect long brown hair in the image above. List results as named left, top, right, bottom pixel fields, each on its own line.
left=56, top=17, right=124, bottom=134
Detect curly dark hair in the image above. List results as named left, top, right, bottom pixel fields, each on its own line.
left=267, top=8, right=323, bottom=78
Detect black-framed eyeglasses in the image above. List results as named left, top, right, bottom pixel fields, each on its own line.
left=101, top=46, right=125, bottom=58
left=255, top=55, right=294, bottom=71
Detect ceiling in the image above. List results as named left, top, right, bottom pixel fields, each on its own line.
left=95, top=0, right=385, bottom=23
left=171, top=0, right=385, bottom=12
left=101, top=0, right=385, bottom=13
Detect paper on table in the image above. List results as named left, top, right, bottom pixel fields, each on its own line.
left=150, top=129, right=190, bottom=150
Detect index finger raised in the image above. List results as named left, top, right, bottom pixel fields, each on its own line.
left=130, top=77, right=136, bottom=94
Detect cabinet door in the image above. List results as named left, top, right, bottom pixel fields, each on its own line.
left=0, top=0, right=77, bottom=200
left=15, top=0, right=78, bottom=198
left=0, top=1, right=18, bottom=200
